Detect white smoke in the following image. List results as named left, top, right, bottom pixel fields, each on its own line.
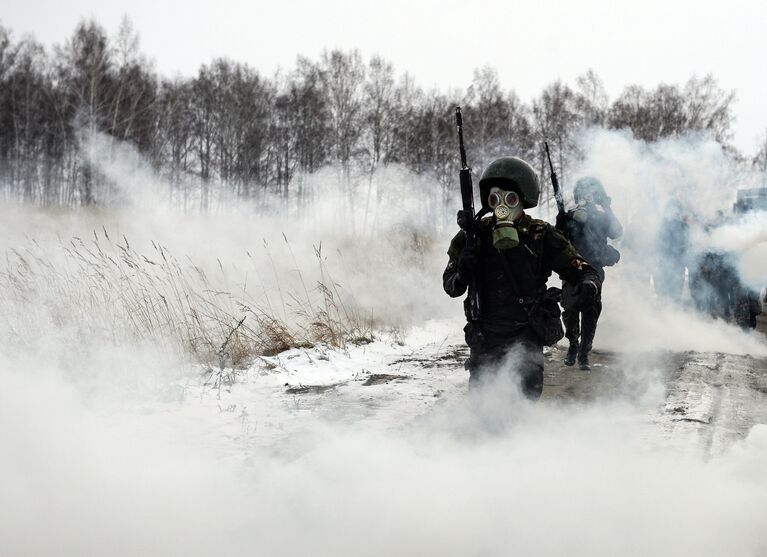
left=706, top=210, right=767, bottom=292
left=566, top=128, right=766, bottom=352
left=2, top=127, right=767, bottom=557
left=3, top=346, right=767, bottom=557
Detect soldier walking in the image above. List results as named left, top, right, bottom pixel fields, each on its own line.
left=560, top=177, right=622, bottom=370
left=654, top=199, right=691, bottom=302
left=443, top=157, right=601, bottom=399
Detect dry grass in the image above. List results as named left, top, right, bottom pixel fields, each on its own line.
left=0, top=229, right=372, bottom=370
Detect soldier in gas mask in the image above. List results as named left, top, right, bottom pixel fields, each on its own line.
left=560, top=177, right=623, bottom=370
left=443, top=157, right=601, bottom=400
left=655, top=199, right=691, bottom=303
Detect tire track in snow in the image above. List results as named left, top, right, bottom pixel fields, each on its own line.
left=658, top=351, right=767, bottom=457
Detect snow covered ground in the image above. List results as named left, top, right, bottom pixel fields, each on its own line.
left=2, top=191, right=767, bottom=555
left=174, top=316, right=767, bottom=459
left=51, top=320, right=767, bottom=554
left=4, top=312, right=767, bottom=556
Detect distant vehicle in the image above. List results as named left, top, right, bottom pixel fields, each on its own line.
left=733, top=187, right=767, bottom=214
left=732, top=187, right=767, bottom=321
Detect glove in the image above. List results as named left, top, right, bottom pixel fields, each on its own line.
left=574, top=280, right=598, bottom=309
left=456, top=210, right=471, bottom=231
left=572, top=207, right=588, bottom=223
left=555, top=212, right=567, bottom=231
left=457, top=245, right=478, bottom=284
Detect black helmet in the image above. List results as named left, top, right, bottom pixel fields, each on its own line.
left=478, top=156, right=540, bottom=210
left=574, top=176, right=606, bottom=203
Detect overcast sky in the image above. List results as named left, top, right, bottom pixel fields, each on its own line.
left=3, top=0, right=766, bottom=154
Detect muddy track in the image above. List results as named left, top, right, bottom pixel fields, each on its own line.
left=203, top=316, right=767, bottom=454
left=383, top=332, right=767, bottom=455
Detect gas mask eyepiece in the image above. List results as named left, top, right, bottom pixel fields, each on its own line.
left=488, top=189, right=520, bottom=216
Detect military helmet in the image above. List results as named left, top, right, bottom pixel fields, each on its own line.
left=573, top=176, right=606, bottom=202
left=478, top=156, right=540, bottom=210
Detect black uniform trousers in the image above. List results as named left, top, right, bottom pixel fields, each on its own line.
left=464, top=324, right=544, bottom=400
left=561, top=280, right=602, bottom=354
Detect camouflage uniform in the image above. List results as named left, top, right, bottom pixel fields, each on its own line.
left=444, top=214, right=600, bottom=399
left=561, top=194, right=622, bottom=366
left=690, top=250, right=739, bottom=319
left=691, top=249, right=761, bottom=328
left=733, top=288, right=762, bottom=329
left=655, top=201, right=690, bottom=302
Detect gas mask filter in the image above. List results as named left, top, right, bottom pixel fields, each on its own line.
left=488, top=187, right=522, bottom=250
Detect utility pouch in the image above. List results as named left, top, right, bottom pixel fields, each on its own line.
left=463, top=322, right=485, bottom=349
left=527, top=287, right=565, bottom=346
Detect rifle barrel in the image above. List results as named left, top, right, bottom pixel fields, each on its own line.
left=456, top=107, right=468, bottom=169
left=544, top=141, right=566, bottom=220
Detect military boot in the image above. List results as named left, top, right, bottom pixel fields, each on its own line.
left=564, top=344, right=578, bottom=366
left=577, top=350, right=590, bottom=371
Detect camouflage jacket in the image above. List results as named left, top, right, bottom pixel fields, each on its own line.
left=562, top=203, right=623, bottom=272
left=443, top=214, right=600, bottom=333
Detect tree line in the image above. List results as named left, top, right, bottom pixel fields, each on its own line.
left=0, top=17, right=760, bottom=212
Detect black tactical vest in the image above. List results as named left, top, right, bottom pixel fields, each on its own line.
left=473, top=223, right=547, bottom=331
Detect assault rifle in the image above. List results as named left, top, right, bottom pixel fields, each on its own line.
left=455, top=107, right=480, bottom=321
left=544, top=141, right=566, bottom=230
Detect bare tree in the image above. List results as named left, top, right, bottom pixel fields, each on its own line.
left=683, top=74, right=735, bottom=144
left=155, top=78, right=195, bottom=208
left=108, top=17, right=156, bottom=151
left=533, top=81, right=579, bottom=210
left=754, top=130, right=767, bottom=173
left=319, top=50, right=365, bottom=178
left=289, top=57, right=330, bottom=175
left=608, top=76, right=734, bottom=145
left=362, top=56, right=398, bottom=170
left=191, top=65, right=216, bottom=210
left=0, top=17, right=754, bottom=215
left=574, top=69, right=608, bottom=127
left=56, top=19, right=116, bottom=205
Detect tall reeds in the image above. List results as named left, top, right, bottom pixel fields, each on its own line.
left=0, top=229, right=372, bottom=368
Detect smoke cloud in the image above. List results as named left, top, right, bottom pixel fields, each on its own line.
left=2, top=126, right=767, bottom=556
left=3, top=347, right=767, bottom=557
left=567, top=128, right=766, bottom=353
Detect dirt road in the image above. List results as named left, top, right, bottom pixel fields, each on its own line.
left=541, top=313, right=767, bottom=456
left=188, top=314, right=767, bottom=459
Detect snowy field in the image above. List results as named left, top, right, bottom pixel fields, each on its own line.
left=3, top=208, right=767, bottom=557
left=4, top=316, right=767, bottom=556
left=3, top=130, right=767, bottom=556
